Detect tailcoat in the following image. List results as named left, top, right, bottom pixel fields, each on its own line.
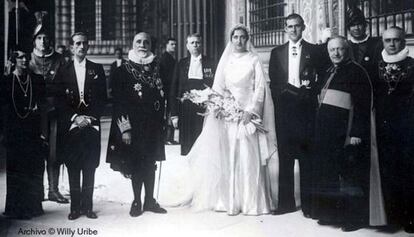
left=169, top=56, right=215, bottom=155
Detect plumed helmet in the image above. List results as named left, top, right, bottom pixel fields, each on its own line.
left=32, top=24, right=50, bottom=41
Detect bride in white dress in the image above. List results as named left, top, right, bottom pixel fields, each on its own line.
left=185, top=25, right=278, bottom=215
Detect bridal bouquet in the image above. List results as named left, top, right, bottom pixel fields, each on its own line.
left=180, top=86, right=267, bottom=133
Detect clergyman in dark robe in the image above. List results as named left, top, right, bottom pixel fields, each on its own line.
left=312, top=36, right=384, bottom=231
left=374, top=27, right=414, bottom=233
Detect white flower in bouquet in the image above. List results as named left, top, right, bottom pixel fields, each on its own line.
left=180, top=86, right=267, bottom=133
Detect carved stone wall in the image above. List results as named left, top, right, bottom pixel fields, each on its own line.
left=297, top=0, right=344, bottom=43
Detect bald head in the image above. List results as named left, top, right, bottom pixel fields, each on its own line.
left=327, top=36, right=350, bottom=65
left=382, top=27, right=406, bottom=55
left=133, top=32, right=152, bottom=55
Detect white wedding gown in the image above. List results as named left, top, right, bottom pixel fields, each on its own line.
left=186, top=52, right=278, bottom=215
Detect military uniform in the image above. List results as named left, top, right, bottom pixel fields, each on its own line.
left=106, top=57, right=166, bottom=213
left=30, top=49, right=67, bottom=203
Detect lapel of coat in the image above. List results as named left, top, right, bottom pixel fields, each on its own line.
left=201, top=55, right=207, bottom=79
left=84, top=60, right=92, bottom=95
left=85, top=59, right=98, bottom=97
left=183, top=57, right=191, bottom=79
left=280, top=43, right=289, bottom=82
left=300, top=40, right=310, bottom=76
left=68, top=61, right=80, bottom=98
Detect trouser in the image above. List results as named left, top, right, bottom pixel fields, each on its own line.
left=276, top=99, right=315, bottom=214
left=131, top=159, right=157, bottom=204
left=41, top=108, right=63, bottom=194
left=278, top=152, right=312, bottom=213
left=277, top=152, right=296, bottom=211
left=46, top=117, right=63, bottom=193
left=67, top=167, right=96, bottom=212
left=165, top=124, right=175, bottom=142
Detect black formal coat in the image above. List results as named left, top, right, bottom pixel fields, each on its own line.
left=169, top=56, right=216, bottom=155
left=54, top=59, right=107, bottom=169
left=268, top=40, right=321, bottom=158
left=109, top=59, right=127, bottom=79
left=159, top=52, right=176, bottom=97
left=268, top=40, right=325, bottom=213
left=106, top=59, right=166, bottom=176
left=108, top=59, right=126, bottom=99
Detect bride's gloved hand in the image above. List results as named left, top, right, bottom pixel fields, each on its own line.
left=241, top=111, right=253, bottom=125
left=237, top=122, right=256, bottom=139
left=245, top=122, right=256, bottom=135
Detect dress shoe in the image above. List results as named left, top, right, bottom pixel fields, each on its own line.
left=68, top=211, right=81, bottom=220
left=317, top=220, right=337, bottom=226
left=85, top=210, right=98, bottom=219
left=169, top=140, right=179, bottom=145
left=129, top=200, right=142, bottom=217
left=48, top=191, right=69, bottom=204
left=165, top=140, right=179, bottom=145
left=271, top=207, right=296, bottom=215
left=341, top=224, right=363, bottom=232
left=143, top=201, right=167, bottom=214
left=303, top=213, right=311, bottom=218
left=404, top=222, right=414, bottom=233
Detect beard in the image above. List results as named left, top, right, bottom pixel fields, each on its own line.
left=136, top=50, right=149, bottom=58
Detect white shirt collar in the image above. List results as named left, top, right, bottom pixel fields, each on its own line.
left=289, top=39, right=303, bottom=48
left=74, top=58, right=86, bottom=67
left=191, top=54, right=202, bottom=61
left=350, top=35, right=370, bottom=44
left=188, top=54, right=203, bottom=79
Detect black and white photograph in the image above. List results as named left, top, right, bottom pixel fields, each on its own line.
left=1, top=0, right=414, bottom=236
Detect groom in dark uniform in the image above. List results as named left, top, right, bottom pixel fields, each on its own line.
left=169, top=33, right=216, bottom=155
left=268, top=13, right=323, bottom=216
left=54, top=32, right=106, bottom=220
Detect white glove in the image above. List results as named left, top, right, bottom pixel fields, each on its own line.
left=237, top=122, right=256, bottom=139
left=245, top=122, right=256, bottom=135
